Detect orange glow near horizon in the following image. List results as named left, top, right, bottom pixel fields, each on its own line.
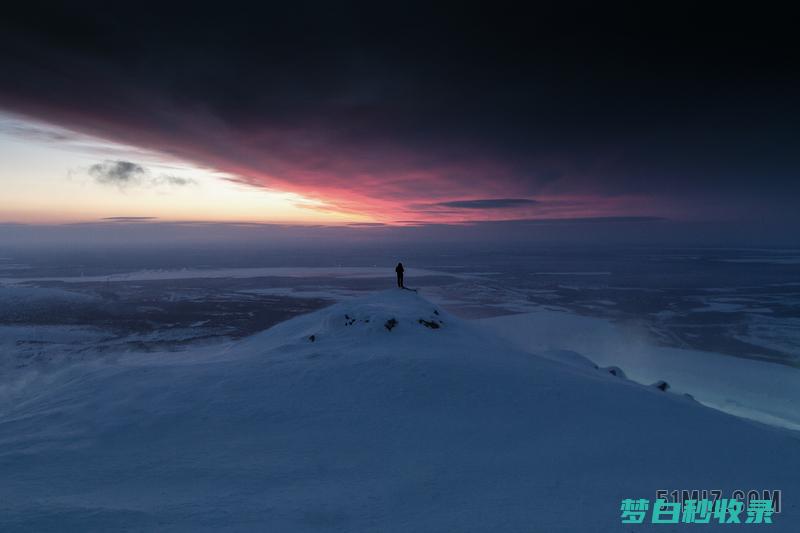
left=0, top=112, right=665, bottom=228
left=0, top=113, right=376, bottom=226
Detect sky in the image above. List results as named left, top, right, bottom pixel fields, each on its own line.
left=0, top=3, right=798, bottom=245
left=0, top=112, right=362, bottom=224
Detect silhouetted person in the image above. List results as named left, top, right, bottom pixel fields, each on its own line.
left=395, top=262, right=405, bottom=288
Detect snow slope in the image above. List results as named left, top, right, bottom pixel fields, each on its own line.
left=478, top=310, right=800, bottom=431
left=0, top=290, right=797, bottom=532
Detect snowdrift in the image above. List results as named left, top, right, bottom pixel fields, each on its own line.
left=0, top=289, right=797, bottom=531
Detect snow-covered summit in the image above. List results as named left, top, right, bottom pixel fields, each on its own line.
left=236, top=288, right=484, bottom=357
left=1, top=289, right=798, bottom=531
left=248, top=288, right=450, bottom=342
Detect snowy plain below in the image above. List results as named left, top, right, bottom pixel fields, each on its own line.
left=1, top=248, right=799, bottom=531
left=0, top=289, right=798, bottom=531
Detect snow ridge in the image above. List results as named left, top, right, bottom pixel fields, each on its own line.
left=0, top=289, right=798, bottom=531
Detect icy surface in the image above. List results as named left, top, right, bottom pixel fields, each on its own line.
left=0, top=290, right=798, bottom=531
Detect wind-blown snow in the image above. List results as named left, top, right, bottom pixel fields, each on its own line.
left=0, top=290, right=797, bottom=531
left=479, top=309, right=800, bottom=431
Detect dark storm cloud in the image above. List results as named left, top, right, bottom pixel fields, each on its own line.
left=89, top=161, right=145, bottom=186
left=1, top=2, right=799, bottom=227
left=434, top=199, right=538, bottom=209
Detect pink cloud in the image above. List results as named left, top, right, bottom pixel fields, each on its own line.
left=5, top=96, right=658, bottom=223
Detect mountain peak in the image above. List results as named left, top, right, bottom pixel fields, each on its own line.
left=4, top=288, right=799, bottom=531
left=242, top=289, right=462, bottom=353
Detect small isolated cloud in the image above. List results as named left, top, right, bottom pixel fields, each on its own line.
left=87, top=161, right=196, bottom=188
left=433, top=198, right=538, bottom=209
left=89, top=160, right=145, bottom=186
left=101, top=216, right=158, bottom=221
left=153, top=175, right=197, bottom=187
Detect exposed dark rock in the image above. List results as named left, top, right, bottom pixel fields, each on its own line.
left=418, top=318, right=441, bottom=329
left=384, top=318, right=398, bottom=331
left=308, top=334, right=315, bottom=342
left=651, top=380, right=670, bottom=392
